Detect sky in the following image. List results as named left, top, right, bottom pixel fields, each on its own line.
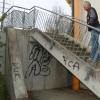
left=0, top=0, right=72, bottom=16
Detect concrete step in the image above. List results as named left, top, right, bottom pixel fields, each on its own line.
left=48, top=33, right=89, bottom=53
left=48, top=33, right=87, bottom=49
left=47, top=33, right=100, bottom=79
left=47, top=33, right=91, bottom=62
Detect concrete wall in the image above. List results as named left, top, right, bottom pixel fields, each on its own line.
left=0, top=31, right=6, bottom=74
left=6, top=28, right=28, bottom=100
left=15, top=29, right=68, bottom=91
left=76, top=0, right=91, bottom=47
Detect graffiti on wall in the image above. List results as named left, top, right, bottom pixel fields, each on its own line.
left=63, top=56, right=96, bottom=80
left=63, top=56, right=80, bottom=71
left=25, top=41, right=52, bottom=78
left=12, top=62, right=21, bottom=81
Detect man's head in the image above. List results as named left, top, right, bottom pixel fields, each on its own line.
left=83, top=1, right=91, bottom=12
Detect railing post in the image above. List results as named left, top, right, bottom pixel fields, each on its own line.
left=11, top=11, right=14, bottom=27
left=1, top=21, right=3, bottom=31
left=22, top=10, right=26, bottom=28
left=55, top=15, right=59, bottom=34
left=33, top=7, right=36, bottom=28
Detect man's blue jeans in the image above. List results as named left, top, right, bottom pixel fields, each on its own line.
left=90, top=25, right=100, bottom=60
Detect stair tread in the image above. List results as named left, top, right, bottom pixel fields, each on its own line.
left=47, top=33, right=100, bottom=67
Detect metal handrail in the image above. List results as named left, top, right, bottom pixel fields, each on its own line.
left=4, top=6, right=82, bottom=22
left=4, top=5, right=100, bottom=32
left=4, top=5, right=100, bottom=63
left=35, top=6, right=100, bottom=32
left=5, top=6, right=30, bottom=14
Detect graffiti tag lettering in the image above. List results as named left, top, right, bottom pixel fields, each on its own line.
left=63, top=56, right=80, bottom=70
left=25, top=41, right=52, bottom=78
left=12, top=63, right=21, bottom=81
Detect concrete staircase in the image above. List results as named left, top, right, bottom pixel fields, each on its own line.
left=47, top=33, right=90, bottom=61
left=3, top=5, right=100, bottom=99
left=6, top=27, right=100, bottom=99
left=26, top=28, right=100, bottom=98
left=47, top=33, right=100, bottom=70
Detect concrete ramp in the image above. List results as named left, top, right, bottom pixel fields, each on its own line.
left=6, top=28, right=28, bottom=100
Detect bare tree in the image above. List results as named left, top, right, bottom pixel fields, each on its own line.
left=46, top=6, right=65, bottom=34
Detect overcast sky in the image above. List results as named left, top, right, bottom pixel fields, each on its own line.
left=0, top=0, right=72, bottom=16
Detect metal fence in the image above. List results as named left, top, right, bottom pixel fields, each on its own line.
left=3, top=6, right=73, bottom=32
left=3, top=6, right=100, bottom=61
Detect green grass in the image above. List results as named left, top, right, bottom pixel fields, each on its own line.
left=0, top=72, right=8, bottom=100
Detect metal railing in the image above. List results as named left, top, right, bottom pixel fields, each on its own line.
left=3, top=6, right=100, bottom=62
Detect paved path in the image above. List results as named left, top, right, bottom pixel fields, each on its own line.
left=32, top=88, right=99, bottom=100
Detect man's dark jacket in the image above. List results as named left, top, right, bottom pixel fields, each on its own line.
left=87, top=7, right=99, bottom=31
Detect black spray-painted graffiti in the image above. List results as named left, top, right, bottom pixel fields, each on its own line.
left=63, top=56, right=80, bottom=70
left=25, top=41, right=52, bottom=78
left=63, top=56, right=96, bottom=81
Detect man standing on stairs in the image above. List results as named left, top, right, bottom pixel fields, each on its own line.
left=84, top=1, right=100, bottom=62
